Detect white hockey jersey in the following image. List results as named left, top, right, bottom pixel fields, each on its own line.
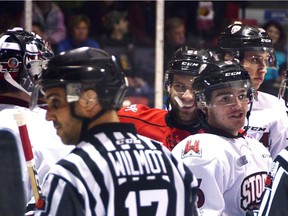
left=172, top=132, right=272, bottom=216
left=0, top=103, right=74, bottom=201
left=244, top=91, right=288, bottom=159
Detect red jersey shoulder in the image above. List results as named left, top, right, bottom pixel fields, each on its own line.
left=118, top=104, right=167, bottom=123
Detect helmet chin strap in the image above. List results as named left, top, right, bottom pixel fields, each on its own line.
left=4, top=71, right=31, bottom=96
left=238, top=101, right=253, bottom=137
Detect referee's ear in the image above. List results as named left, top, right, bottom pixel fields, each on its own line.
left=78, top=90, right=101, bottom=117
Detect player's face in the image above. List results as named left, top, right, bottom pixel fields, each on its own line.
left=44, top=87, right=82, bottom=145
left=206, top=87, right=249, bottom=136
left=169, top=74, right=197, bottom=124
left=242, top=51, right=270, bottom=90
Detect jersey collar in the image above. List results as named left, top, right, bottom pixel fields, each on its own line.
left=0, top=96, right=29, bottom=108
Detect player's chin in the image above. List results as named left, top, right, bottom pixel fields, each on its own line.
left=56, top=129, right=65, bottom=142
left=179, top=106, right=196, bottom=113
left=252, top=79, right=263, bottom=89
left=230, top=118, right=246, bottom=128
left=178, top=113, right=197, bottom=122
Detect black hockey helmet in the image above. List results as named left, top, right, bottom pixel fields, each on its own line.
left=218, top=22, right=273, bottom=52
left=193, top=60, right=255, bottom=108
left=31, top=47, right=127, bottom=110
left=164, top=46, right=218, bottom=91
left=217, top=22, right=276, bottom=67
left=0, top=27, right=54, bottom=93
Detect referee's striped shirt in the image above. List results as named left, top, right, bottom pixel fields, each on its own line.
left=33, top=123, right=198, bottom=216
left=258, top=146, right=288, bottom=216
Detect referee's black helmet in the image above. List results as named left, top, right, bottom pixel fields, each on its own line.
left=32, top=47, right=127, bottom=110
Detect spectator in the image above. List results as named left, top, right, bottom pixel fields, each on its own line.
left=101, top=10, right=154, bottom=105
left=164, top=17, right=187, bottom=72
left=21, top=1, right=66, bottom=51
left=127, top=1, right=156, bottom=46
left=80, top=1, right=129, bottom=39
left=172, top=60, right=272, bottom=215
left=57, top=14, right=100, bottom=54
left=101, top=10, right=131, bottom=46
left=29, top=47, right=200, bottom=216
left=259, top=20, right=287, bottom=96
left=184, top=1, right=229, bottom=48
left=0, top=1, right=23, bottom=33
left=32, top=21, right=45, bottom=39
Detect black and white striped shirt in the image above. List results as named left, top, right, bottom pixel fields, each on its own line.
left=34, top=123, right=198, bottom=216
left=258, top=146, right=288, bottom=216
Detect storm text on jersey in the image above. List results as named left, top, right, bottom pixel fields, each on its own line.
left=240, top=171, right=267, bottom=210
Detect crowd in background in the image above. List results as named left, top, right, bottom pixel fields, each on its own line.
left=0, top=1, right=288, bottom=215
left=0, top=0, right=287, bottom=105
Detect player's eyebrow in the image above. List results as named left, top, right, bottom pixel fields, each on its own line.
left=45, top=93, right=61, bottom=100
left=213, top=88, right=246, bottom=97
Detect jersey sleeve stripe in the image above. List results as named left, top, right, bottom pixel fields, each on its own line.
left=57, top=159, right=97, bottom=216
left=80, top=143, right=115, bottom=215
left=94, top=132, right=116, bottom=151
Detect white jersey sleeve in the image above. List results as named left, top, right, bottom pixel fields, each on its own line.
left=172, top=133, right=272, bottom=216
left=0, top=105, right=74, bottom=201
left=244, top=91, right=288, bottom=159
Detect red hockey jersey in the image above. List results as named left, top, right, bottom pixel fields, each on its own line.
left=118, top=104, right=200, bottom=150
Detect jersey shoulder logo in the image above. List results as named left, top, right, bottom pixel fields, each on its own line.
left=182, top=139, right=202, bottom=158
left=124, top=104, right=138, bottom=112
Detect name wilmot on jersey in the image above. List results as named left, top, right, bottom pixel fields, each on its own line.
left=108, top=148, right=168, bottom=181
left=106, top=136, right=169, bottom=184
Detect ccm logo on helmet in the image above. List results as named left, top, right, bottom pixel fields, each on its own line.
left=181, top=62, right=199, bottom=66
left=261, top=38, right=271, bottom=43
left=224, top=71, right=242, bottom=76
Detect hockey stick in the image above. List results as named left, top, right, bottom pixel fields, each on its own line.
left=13, top=110, right=42, bottom=204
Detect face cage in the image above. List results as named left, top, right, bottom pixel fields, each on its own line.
left=279, top=78, right=288, bottom=108
left=195, top=80, right=255, bottom=108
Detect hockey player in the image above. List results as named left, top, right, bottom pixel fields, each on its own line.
left=0, top=27, right=74, bottom=202
left=29, top=47, right=199, bottom=215
left=257, top=71, right=288, bottom=216
left=118, top=46, right=214, bottom=150
left=217, top=22, right=288, bottom=159
left=172, top=60, right=272, bottom=215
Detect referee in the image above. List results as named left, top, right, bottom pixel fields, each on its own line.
left=29, top=47, right=199, bottom=216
